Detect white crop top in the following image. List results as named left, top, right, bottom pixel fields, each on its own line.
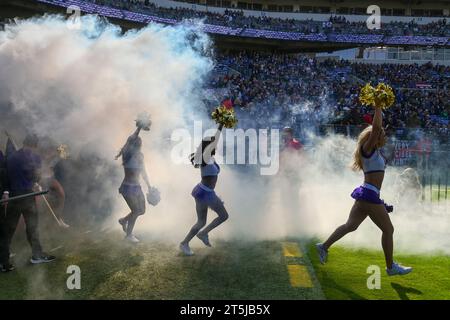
left=361, top=146, right=386, bottom=174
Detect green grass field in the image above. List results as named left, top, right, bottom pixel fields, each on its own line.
left=0, top=231, right=324, bottom=300
left=431, top=189, right=450, bottom=202
left=0, top=229, right=449, bottom=300
left=308, top=242, right=450, bottom=300
left=422, top=185, right=450, bottom=202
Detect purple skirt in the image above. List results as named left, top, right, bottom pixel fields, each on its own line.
left=191, top=183, right=222, bottom=206
left=351, top=186, right=393, bottom=213
left=119, top=183, right=143, bottom=196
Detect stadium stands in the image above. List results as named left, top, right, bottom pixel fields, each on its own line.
left=27, top=0, right=449, bottom=136
left=36, top=0, right=450, bottom=46
left=210, top=51, right=449, bottom=133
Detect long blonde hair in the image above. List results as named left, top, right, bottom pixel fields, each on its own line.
left=351, top=126, right=373, bottom=171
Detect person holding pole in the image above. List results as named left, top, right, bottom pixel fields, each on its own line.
left=3, top=134, right=56, bottom=265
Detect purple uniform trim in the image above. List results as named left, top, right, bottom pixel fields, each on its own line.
left=119, top=182, right=145, bottom=214
left=191, top=183, right=223, bottom=207
left=119, top=182, right=142, bottom=196
left=351, top=185, right=393, bottom=213
left=351, top=186, right=383, bottom=204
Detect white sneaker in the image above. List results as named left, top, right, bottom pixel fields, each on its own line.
left=58, top=220, right=70, bottom=228
left=30, top=254, right=56, bottom=264
left=125, top=234, right=140, bottom=243
left=386, top=262, right=412, bottom=276
left=179, top=243, right=194, bottom=256
left=316, top=243, right=328, bottom=265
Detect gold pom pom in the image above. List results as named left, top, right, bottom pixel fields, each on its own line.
left=56, top=144, right=69, bottom=159
left=359, top=82, right=395, bottom=109
left=375, top=82, right=395, bottom=109
left=211, top=106, right=238, bottom=128
left=359, top=83, right=375, bottom=107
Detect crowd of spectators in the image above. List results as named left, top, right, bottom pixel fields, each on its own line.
left=208, top=51, right=449, bottom=135
left=89, top=0, right=450, bottom=37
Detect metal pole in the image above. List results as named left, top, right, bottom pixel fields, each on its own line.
left=446, top=171, right=448, bottom=201
left=0, top=190, right=49, bottom=204
left=430, top=173, right=432, bottom=202
left=421, top=172, right=425, bottom=201
left=438, top=176, right=441, bottom=202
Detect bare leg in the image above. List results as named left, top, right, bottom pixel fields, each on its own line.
left=367, top=204, right=394, bottom=269
left=323, top=201, right=368, bottom=250
left=121, top=191, right=145, bottom=236
left=198, top=199, right=229, bottom=236
left=181, top=199, right=208, bottom=245
left=126, top=213, right=139, bottom=236
left=122, top=212, right=133, bottom=221
left=118, top=214, right=130, bottom=233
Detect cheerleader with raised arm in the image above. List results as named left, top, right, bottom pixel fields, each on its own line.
left=116, top=114, right=159, bottom=243
left=316, top=83, right=412, bottom=276
left=180, top=105, right=237, bottom=256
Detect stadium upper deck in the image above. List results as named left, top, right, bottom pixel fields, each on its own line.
left=169, top=0, right=449, bottom=19
left=2, top=0, right=448, bottom=52
left=5, top=0, right=444, bottom=47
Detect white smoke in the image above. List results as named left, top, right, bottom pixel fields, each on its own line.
left=0, top=14, right=213, bottom=237
left=216, top=132, right=450, bottom=256
left=0, top=15, right=449, bottom=257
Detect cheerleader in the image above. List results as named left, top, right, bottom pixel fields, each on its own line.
left=116, top=123, right=152, bottom=243
left=316, top=104, right=412, bottom=276
left=180, top=124, right=229, bottom=256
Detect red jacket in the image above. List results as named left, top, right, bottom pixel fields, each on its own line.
left=285, top=138, right=303, bottom=150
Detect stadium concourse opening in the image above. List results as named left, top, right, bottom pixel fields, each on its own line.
left=0, top=0, right=449, bottom=304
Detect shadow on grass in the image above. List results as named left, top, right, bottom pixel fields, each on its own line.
left=320, top=272, right=368, bottom=300
left=390, top=282, right=423, bottom=300
left=306, top=240, right=367, bottom=300
left=175, top=240, right=323, bottom=300
left=2, top=230, right=145, bottom=299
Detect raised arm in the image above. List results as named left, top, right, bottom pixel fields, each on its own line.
left=363, top=106, right=383, bottom=155
left=115, top=128, right=142, bottom=160
left=132, top=127, right=142, bottom=139
left=210, top=124, right=224, bottom=150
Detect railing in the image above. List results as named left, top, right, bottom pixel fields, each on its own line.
left=421, top=161, right=449, bottom=202
left=318, top=124, right=449, bottom=141
left=318, top=124, right=449, bottom=203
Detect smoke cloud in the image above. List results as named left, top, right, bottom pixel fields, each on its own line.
left=0, top=15, right=448, bottom=259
